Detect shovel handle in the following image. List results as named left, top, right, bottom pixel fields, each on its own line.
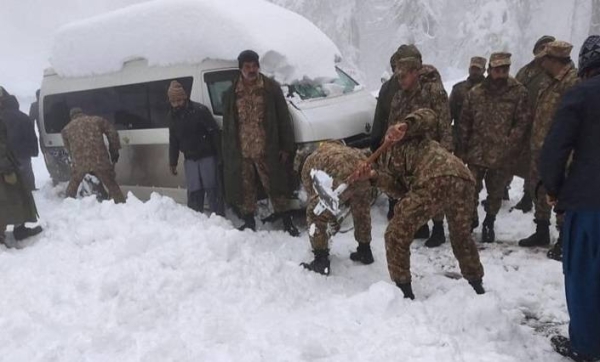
left=346, top=138, right=394, bottom=183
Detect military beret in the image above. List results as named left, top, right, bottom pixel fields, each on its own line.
left=535, top=40, right=573, bottom=60
left=533, top=35, right=556, bottom=55
left=469, top=56, right=487, bottom=69
left=489, top=52, right=512, bottom=68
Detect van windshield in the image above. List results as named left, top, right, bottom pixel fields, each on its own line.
left=285, top=68, right=359, bottom=101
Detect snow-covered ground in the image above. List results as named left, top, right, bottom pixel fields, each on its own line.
left=0, top=153, right=570, bottom=361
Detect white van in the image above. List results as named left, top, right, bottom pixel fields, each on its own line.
left=39, top=0, right=376, bottom=205
left=39, top=58, right=376, bottom=204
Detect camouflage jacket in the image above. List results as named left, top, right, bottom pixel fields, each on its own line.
left=531, top=64, right=579, bottom=154
left=61, top=113, right=121, bottom=172
left=236, top=75, right=267, bottom=160
left=458, top=77, right=530, bottom=169
left=301, top=142, right=369, bottom=203
left=449, top=76, right=484, bottom=126
left=388, top=80, right=453, bottom=152
left=515, top=60, right=552, bottom=112
left=376, top=114, right=474, bottom=199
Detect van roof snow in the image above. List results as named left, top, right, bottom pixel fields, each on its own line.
left=49, top=0, right=342, bottom=84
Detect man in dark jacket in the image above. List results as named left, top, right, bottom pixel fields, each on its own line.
left=542, top=35, right=600, bottom=362
left=221, top=50, right=298, bottom=236
left=0, top=115, right=42, bottom=247
left=167, top=80, right=223, bottom=215
left=0, top=93, right=38, bottom=191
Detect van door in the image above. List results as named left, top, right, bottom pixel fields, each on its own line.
left=201, top=69, right=239, bottom=128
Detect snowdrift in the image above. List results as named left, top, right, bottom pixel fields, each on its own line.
left=49, top=0, right=342, bottom=84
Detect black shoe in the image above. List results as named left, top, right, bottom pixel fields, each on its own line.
left=518, top=220, right=550, bottom=247
left=513, top=192, right=533, bottom=213
left=387, top=198, right=397, bottom=221
left=481, top=214, right=495, bottom=243
left=13, top=225, right=43, bottom=241
left=350, top=243, right=374, bottom=264
left=237, top=214, right=256, bottom=231
left=547, top=235, right=563, bottom=261
left=301, top=249, right=330, bottom=276
left=414, top=224, right=430, bottom=239
left=282, top=213, right=300, bottom=237
left=396, top=282, right=415, bottom=300
left=469, top=279, right=486, bottom=295
left=551, top=335, right=599, bottom=362
left=425, top=221, right=446, bottom=248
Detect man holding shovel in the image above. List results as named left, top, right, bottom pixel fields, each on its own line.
left=357, top=108, right=485, bottom=299
left=300, top=141, right=374, bottom=275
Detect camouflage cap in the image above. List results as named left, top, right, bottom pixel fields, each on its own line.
left=69, top=107, right=83, bottom=119
left=405, top=108, right=438, bottom=138
left=489, top=52, right=512, bottom=68
left=469, top=56, right=487, bottom=69
left=533, top=35, right=556, bottom=55
left=395, top=57, right=421, bottom=75
left=535, top=40, right=573, bottom=59
left=395, top=44, right=423, bottom=68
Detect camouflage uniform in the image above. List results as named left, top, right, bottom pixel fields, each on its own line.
left=235, top=75, right=288, bottom=215
left=449, top=57, right=486, bottom=152
left=301, top=142, right=372, bottom=250
left=458, top=53, right=530, bottom=219
left=376, top=109, right=484, bottom=284
left=61, top=111, right=125, bottom=203
left=529, top=43, right=579, bottom=223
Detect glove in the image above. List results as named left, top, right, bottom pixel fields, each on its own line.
left=3, top=172, right=17, bottom=185
left=111, top=152, right=120, bottom=164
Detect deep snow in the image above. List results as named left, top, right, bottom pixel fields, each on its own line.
left=0, top=152, right=572, bottom=361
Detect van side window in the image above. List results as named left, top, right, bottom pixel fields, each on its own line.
left=204, top=70, right=239, bottom=116
left=43, top=77, right=193, bottom=133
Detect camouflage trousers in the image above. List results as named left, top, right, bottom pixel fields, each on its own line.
left=239, top=158, right=288, bottom=215
left=66, top=168, right=126, bottom=204
left=385, top=176, right=484, bottom=284
left=306, top=181, right=372, bottom=251
left=469, top=165, right=508, bottom=217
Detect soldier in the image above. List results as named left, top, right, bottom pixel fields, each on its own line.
left=511, top=35, right=556, bottom=213
left=62, top=108, right=125, bottom=203
left=518, top=41, right=579, bottom=253
left=357, top=108, right=485, bottom=299
left=370, top=51, right=401, bottom=153
left=167, top=80, right=223, bottom=215
left=0, top=115, right=42, bottom=247
left=372, top=44, right=450, bottom=227
left=449, top=56, right=487, bottom=151
left=387, top=55, right=453, bottom=247
left=300, top=141, right=373, bottom=275
left=458, top=52, right=530, bottom=243
left=221, top=50, right=299, bottom=236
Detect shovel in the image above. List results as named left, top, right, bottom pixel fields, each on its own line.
left=311, top=138, right=395, bottom=216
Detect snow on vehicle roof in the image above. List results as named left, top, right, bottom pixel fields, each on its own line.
left=49, top=0, right=342, bottom=84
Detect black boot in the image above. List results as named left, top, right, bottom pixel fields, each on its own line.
left=237, top=214, right=256, bottom=231
left=547, top=233, right=563, bottom=261
left=13, top=225, right=43, bottom=241
left=425, top=221, right=446, bottom=248
left=518, top=219, right=550, bottom=247
left=481, top=214, right=495, bottom=243
left=387, top=198, right=397, bottom=221
left=469, top=279, right=486, bottom=295
left=282, top=213, right=300, bottom=237
left=350, top=243, right=374, bottom=264
left=414, top=223, right=430, bottom=239
left=551, top=335, right=598, bottom=362
left=513, top=191, right=533, bottom=213
left=396, top=282, right=415, bottom=300
left=301, top=249, right=330, bottom=276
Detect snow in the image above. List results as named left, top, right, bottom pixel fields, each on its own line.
left=49, top=0, right=341, bottom=84
left=0, top=170, right=570, bottom=361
